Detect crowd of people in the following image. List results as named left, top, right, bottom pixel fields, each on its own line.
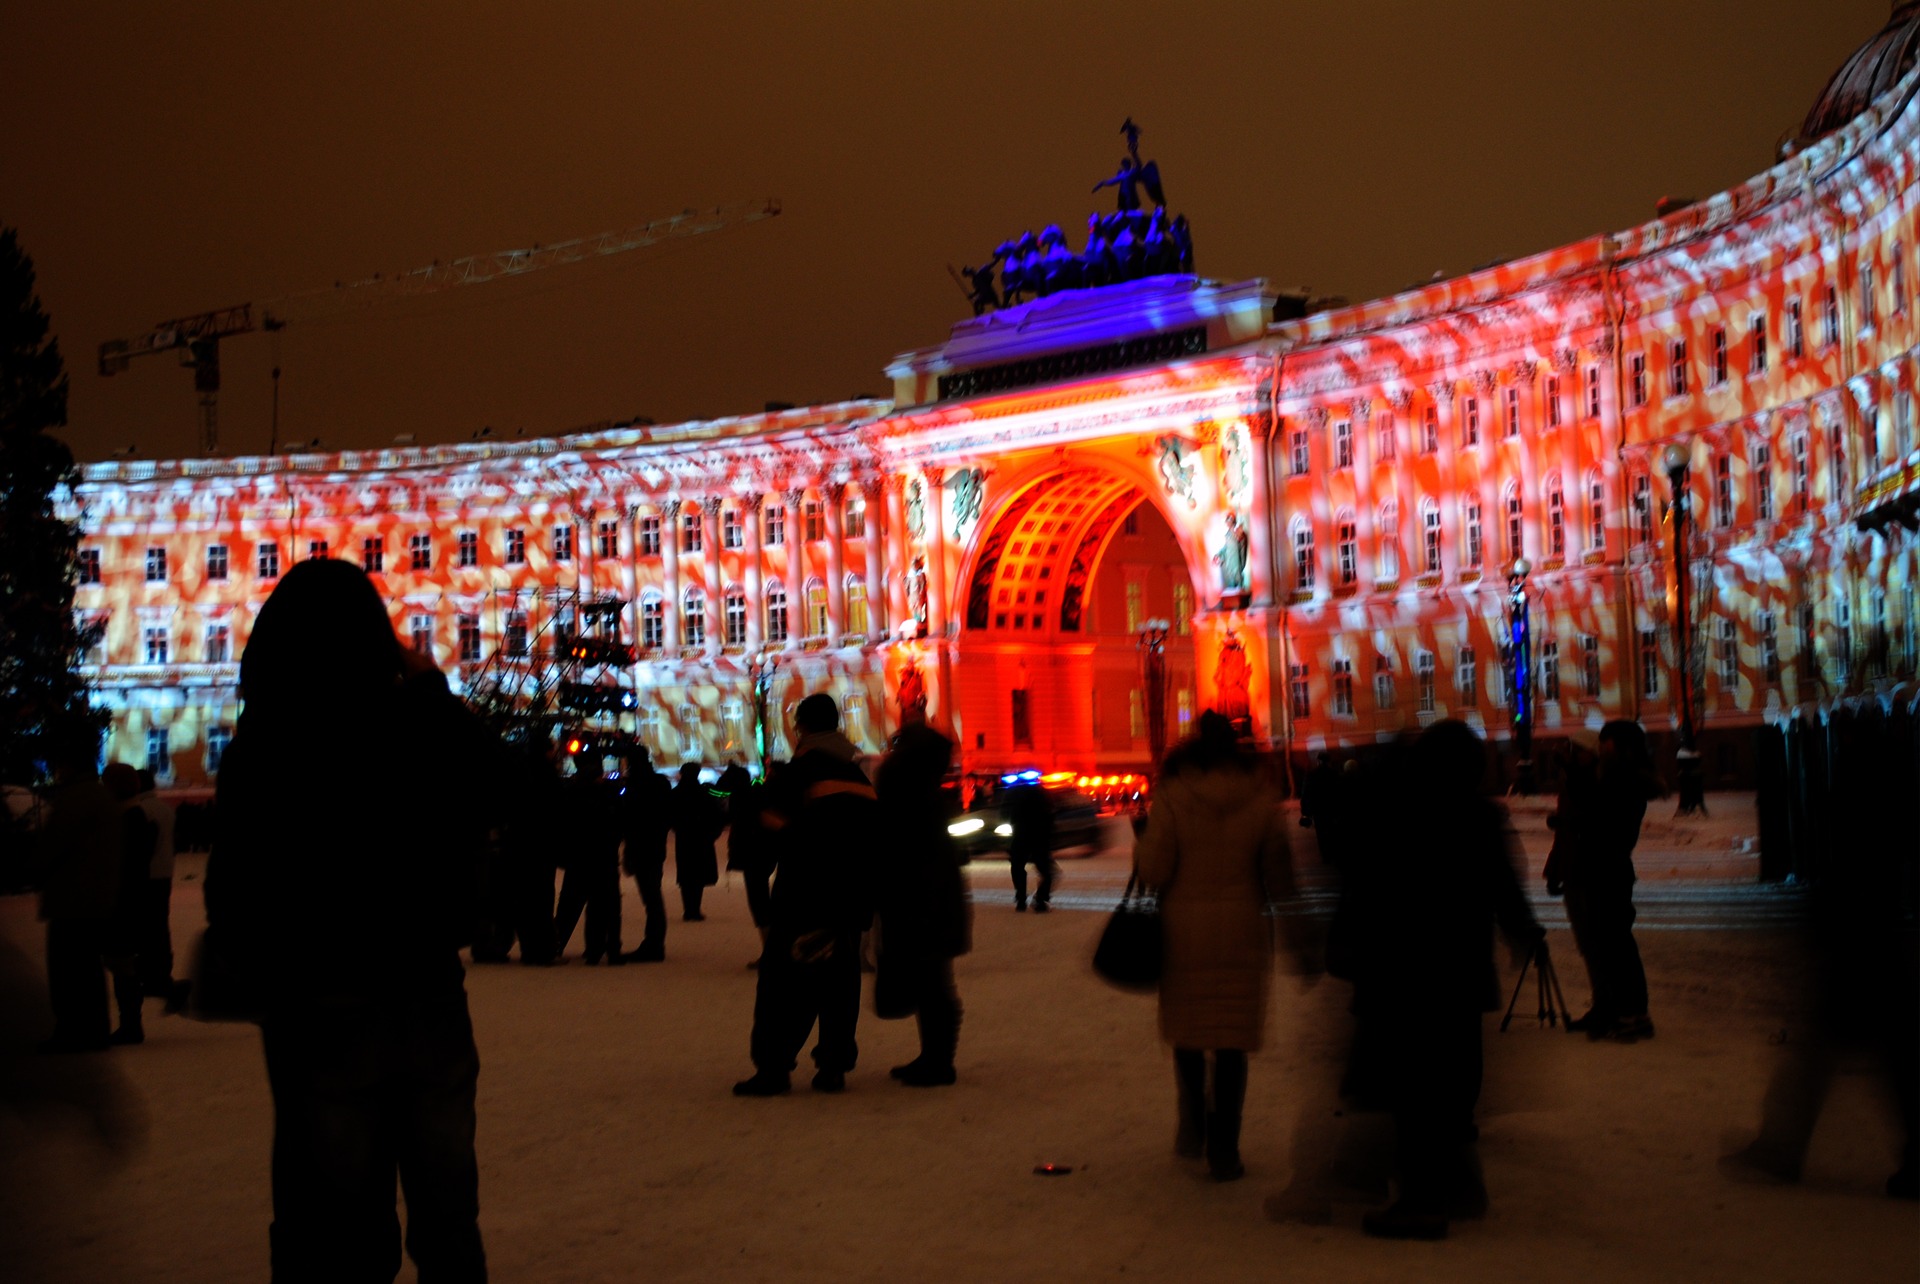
left=20, top=558, right=1916, bottom=1277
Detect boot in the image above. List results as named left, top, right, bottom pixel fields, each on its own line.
left=1207, top=1050, right=1248, bottom=1181
left=1173, top=1049, right=1207, bottom=1159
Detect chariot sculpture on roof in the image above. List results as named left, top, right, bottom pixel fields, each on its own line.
left=953, top=119, right=1196, bottom=315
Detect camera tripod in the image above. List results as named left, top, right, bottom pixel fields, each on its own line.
left=1499, top=939, right=1573, bottom=1033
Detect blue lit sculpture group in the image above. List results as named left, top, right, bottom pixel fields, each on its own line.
left=959, top=120, right=1195, bottom=315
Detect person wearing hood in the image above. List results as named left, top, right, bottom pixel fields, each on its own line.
left=733, top=694, right=878, bottom=1097
left=1134, top=711, right=1306, bottom=1182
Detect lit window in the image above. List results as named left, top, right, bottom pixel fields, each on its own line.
left=1548, top=374, right=1565, bottom=425
left=1378, top=502, right=1400, bottom=581
left=1288, top=661, right=1310, bottom=719
left=1749, top=314, right=1768, bottom=376
left=410, top=614, right=433, bottom=656
left=207, top=544, right=229, bottom=580
left=1373, top=654, right=1395, bottom=709
left=1711, top=328, right=1729, bottom=386
left=360, top=538, right=383, bottom=573
left=1669, top=339, right=1689, bottom=398
left=845, top=497, right=866, bottom=540
left=457, top=614, right=481, bottom=663
left=1335, top=420, right=1353, bottom=468
left=598, top=520, right=619, bottom=559
left=845, top=577, right=869, bottom=636
left=1423, top=505, right=1443, bottom=574
left=1463, top=397, right=1480, bottom=446
left=457, top=531, right=478, bottom=567
left=1375, top=414, right=1395, bottom=461
left=506, top=528, right=526, bottom=564
left=144, top=623, right=169, bottom=664
left=205, top=622, right=230, bottom=663
left=410, top=533, right=431, bottom=570
left=681, top=510, right=703, bottom=554
left=1504, top=387, right=1521, bottom=438
left=641, top=596, right=664, bottom=650
left=1753, top=443, right=1773, bottom=521
left=765, top=581, right=789, bottom=643
left=1129, top=689, right=1145, bottom=739
left=1416, top=651, right=1436, bottom=713
left=1464, top=502, right=1483, bottom=569
left=1336, top=517, right=1358, bottom=586
left=1292, top=524, right=1315, bottom=591
left=805, top=582, right=828, bottom=639
left=764, top=504, right=786, bottom=546
left=638, top=517, right=660, bottom=556
left=79, top=548, right=101, bottom=584
left=145, top=727, right=170, bottom=780
left=1172, top=582, right=1193, bottom=635
left=1125, top=581, right=1143, bottom=633
left=1456, top=646, right=1477, bottom=705
left=723, top=510, right=743, bottom=550
left=1787, top=299, right=1805, bottom=359
left=682, top=589, right=706, bottom=647
left=1332, top=658, right=1354, bottom=717
left=1176, top=688, right=1194, bottom=733
left=1421, top=405, right=1439, bottom=453
left=1290, top=429, right=1310, bottom=475
left=804, top=501, right=824, bottom=542
left=724, top=586, right=747, bottom=646
left=145, top=547, right=167, bottom=582
left=554, top=525, right=574, bottom=562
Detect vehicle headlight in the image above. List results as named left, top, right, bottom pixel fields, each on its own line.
left=948, top=817, right=985, bottom=837
left=994, top=822, right=1013, bottom=837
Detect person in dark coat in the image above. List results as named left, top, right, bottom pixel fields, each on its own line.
left=726, top=770, right=780, bottom=967
left=872, top=721, right=970, bottom=1086
left=495, top=744, right=562, bottom=966
left=131, top=768, right=189, bottom=1009
left=205, top=558, right=495, bottom=1282
left=1544, top=721, right=1663, bottom=1041
left=1360, top=719, right=1543, bottom=1241
left=670, top=763, right=721, bottom=921
left=552, top=749, right=624, bottom=965
left=102, top=762, right=154, bottom=1045
left=618, top=746, right=672, bottom=963
left=733, top=694, right=878, bottom=1096
left=36, top=727, right=122, bottom=1054
left=1003, top=781, right=1056, bottom=912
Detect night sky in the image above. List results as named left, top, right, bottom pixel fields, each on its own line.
left=0, top=1, right=1892, bottom=463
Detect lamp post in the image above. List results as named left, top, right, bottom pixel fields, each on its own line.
left=1662, top=442, right=1706, bottom=815
left=748, top=648, right=779, bottom=777
left=1507, top=556, right=1535, bottom=795
left=1138, top=618, right=1171, bottom=769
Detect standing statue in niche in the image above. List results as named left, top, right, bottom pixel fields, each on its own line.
left=906, top=555, right=929, bottom=630
left=897, top=662, right=928, bottom=725
left=906, top=480, right=926, bottom=540
left=949, top=467, right=985, bottom=534
left=1157, top=435, right=1197, bottom=510
left=1215, top=512, right=1251, bottom=597
left=1215, top=631, right=1252, bottom=734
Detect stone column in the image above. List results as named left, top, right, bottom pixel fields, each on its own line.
left=924, top=469, right=949, bottom=639
left=863, top=478, right=888, bottom=636
left=744, top=493, right=765, bottom=652
left=824, top=482, right=847, bottom=642
left=1474, top=369, right=1501, bottom=576
left=661, top=497, right=681, bottom=652
left=1351, top=398, right=1376, bottom=587
left=885, top=476, right=909, bottom=633
left=784, top=487, right=807, bottom=652
left=1511, top=360, right=1541, bottom=564
left=703, top=496, right=723, bottom=657
left=1427, top=382, right=1459, bottom=581
left=1246, top=416, right=1277, bottom=609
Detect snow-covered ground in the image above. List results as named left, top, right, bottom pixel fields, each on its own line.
left=1, top=799, right=1912, bottom=1283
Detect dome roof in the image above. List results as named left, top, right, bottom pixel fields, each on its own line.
left=1798, top=4, right=1920, bottom=146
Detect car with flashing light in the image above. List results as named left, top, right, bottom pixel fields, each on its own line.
left=946, top=769, right=1108, bottom=860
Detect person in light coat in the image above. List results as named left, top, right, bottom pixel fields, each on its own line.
left=1134, top=711, right=1304, bottom=1181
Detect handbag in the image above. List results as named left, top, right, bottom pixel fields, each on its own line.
left=1091, top=871, right=1162, bottom=992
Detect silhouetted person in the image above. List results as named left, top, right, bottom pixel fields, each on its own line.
left=491, top=744, right=561, bottom=966
left=1136, top=712, right=1305, bottom=1181
left=130, top=768, right=188, bottom=1009
left=733, top=694, right=877, bottom=1097
left=102, top=763, right=152, bottom=1045
left=873, top=722, right=970, bottom=1086
left=1359, top=719, right=1542, bottom=1240
left=1004, top=782, right=1056, bottom=912
left=36, top=726, right=121, bottom=1054
left=552, top=750, right=624, bottom=965
left=618, top=746, right=672, bottom=963
left=1544, top=721, right=1663, bottom=1041
left=726, top=769, right=781, bottom=968
left=205, top=558, right=495, bottom=1282
left=670, top=763, right=721, bottom=921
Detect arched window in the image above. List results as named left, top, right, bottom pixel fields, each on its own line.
left=723, top=585, right=747, bottom=647
left=1378, top=500, right=1400, bottom=581
left=682, top=587, right=706, bottom=647
left=805, top=579, right=829, bottom=639
left=1544, top=473, right=1565, bottom=559
left=845, top=574, right=869, bottom=636
left=640, top=593, right=664, bottom=650
left=1335, top=510, right=1358, bottom=586
left=1291, top=519, right=1315, bottom=592
left=1421, top=500, right=1443, bottom=574
left=765, top=580, right=789, bottom=643
left=1463, top=500, right=1484, bottom=567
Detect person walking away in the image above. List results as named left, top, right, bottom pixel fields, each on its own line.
left=1544, top=721, right=1663, bottom=1042
left=618, top=746, right=672, bottom=962
left=35, top=727, right=122, bottom=1054
left=1362, top=719, right=1543, bottom=1240
left=670, top=763, right=721, bottom=921
left=205, top=558, right=496, bottom=1282
left=725, top=769, right=781, bottom=968
left=130, top=768, right=189, bottom=1009
left=873, top=721, right=970, bottom=1086
left=1134, top=711, right=1306, bottom=1181
left=552, top=749, right=624, bottom=965
left=495, top=744, right=561, bottom=966
left=1004, top=781, right=1057, bottom=912
left=733, top=694, right=878, bottom=1096
left=101, top=762, right=154, bottom=1045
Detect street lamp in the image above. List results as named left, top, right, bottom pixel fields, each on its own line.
left=1507, top=555, right=1534, bottom=795
left=1138, top=618, right=1172, bottom=769
left=748, top=648, right=780, bottom=776
left=1662, top=441, right=1706, bottom=815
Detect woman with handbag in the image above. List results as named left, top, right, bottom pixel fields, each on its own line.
left=1134, top=711, right=1299, bottom=1181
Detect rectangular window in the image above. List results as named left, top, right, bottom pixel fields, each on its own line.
left=1421, top=406, right=1439, bottom=453
left=1416, top=651, right=1437, bottom=713
left=1792, top=433, right=1811, bottom=510
left=1506, top=492, right=1524, bottom=563
left=1894, top=245, right=1907, bottom=315
left=410, top=533, right=431, bottom=570
left=1011, top=689, right=1033, bottom=750
left=1639, top=628, right=1661, bottom=697
left=1823, top=285, right=1842, bottom=346
left=457, top=614, right=481, bottom=663
left=307, top=540, right=327, bottom=560
left=78, top=547, right=102, bottom=584
left=632, top=517, right=656, bottom=557
left=845, top=580, right=869, bottom=636
left=1718, top=617, right=1739, bottom=690
left=1464, top=503, right=1483, bottom=569
left=1633, top=475, right=1653, bottom=545
left=1542, top=640, right=1560, bottom=701
left=144, top=623, right=168, bottom=664
left=1332, top=658, right=1354, bottom=717
left=1456, top=646, right=1477, bottom=705
left=359, top=538, right=383, bottom=573
left=207, top=544, right=229, bottom=581
left=1759, top=611, right=1780, bottom=684
left=257, top=542, right=280, bottom=579
left=1669, top=339, right=1689, bottom=398
left=685, top=594, right=710, bottom=647
left=765, top=504, right=786, bottom=546
left=146, top=727, right=169, bottom=780
left=804, top=501, right=824, bottom=542
left=1582, top=633, right=1602, bottom=698
left=1548, top=487, right=1565, bottom=558
left=1749, top=314, right=1768, bottom=375
left=145, top=547, right=167, bottom=582
left=1548, top=375, right=1564, bottom=425
left=1293, top=527, right=1316, bottom=591
left=1373, top=654, right=1395, bottom=709
left=641, top=598, right=664, bottom=650
left=1861, top=263, right=1877, bottom=329
left=680, top=510, right=703, bottom=554
left=725, top=591, right=747, bottom=647
left=1122, top=509, right=1140, bottom=536
left=1753, top=443, right=1773, bottom=521
left=1588, top=478, right=1606, bottom=551
left=1837, top=600, right=1852, bottom=686
left=206, top=725, right=231, bottom=774
left=1125, top=581, right=1143, bottom=633
left=845, top=498, right=866, bottom=540
left=1798, top=602, right=1818, bottom=682
left=1585, top=367, right=1602, bottom=420
left=1714, top=455, right=1734, bottom=529
left=1128, top=689, right=1146, bottom=739
left=504, top=611, right=528, bottom=658
left=1900, top=391, right=1915, bottom=457
left=1290, top=429, right=1310, bottom=475
left=1375, top=414, right=1396, bottom=461
left=553, top=525, right=574, bottom=562
left=410, top=614, right=433, bottom=656
left=1424, top=508, right=1443, bottom=574
left=505, top=528, right=526, bottom=564
left=1337, top=520, right=1357, bottom=586
left=1490, top=653, right=1507, bottom=710
left=1628, top=356, right=1647, bottom=408
left=1505, top=387, right=1521, bottom=438
left=1288, top=661, right=1311, bottom=719
left=1176, top=688, right=1195, bottom=733
left=457, top=531, right=478, bottom=567
left=723, top=510, right=743, bottom=550
left=598, top=520, right=619, bottom=559
left=1788, top=299, right=1805, bottom=359
left=1173, top=582, right=1193, bottom=635
left=1711, top=327, right=1729, bottom=386
left=1335, top=420, right=1353, bottom=468
left=1463, top=397, right=1480, bottom=446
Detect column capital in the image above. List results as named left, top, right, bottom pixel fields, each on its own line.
left=1509, top=359, right=1539, bottom=385
left=702, top=494, right=724, bottom=517
left=1427, top=380, right=1456, bottom=405
left=1472, top=368, right=1498, bottom=396
left=743, top=491, right=765, bottom=513
left=823, top=480, right=846, bottom=503
left=662, top=496, right=682, bottom=519
left=783, top=487, right=806, bottom=512
left=1304, top=405, right=1330, bottom=430
left=1386, top=388, right=1413, bottom=413
left=922, top=466, right=945, bottom=489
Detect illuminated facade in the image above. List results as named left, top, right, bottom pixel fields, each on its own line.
left=66, top=14, right=1920, bottom=786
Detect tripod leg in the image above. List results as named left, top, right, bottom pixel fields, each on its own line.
left=1542, top=951, right=1574, bottom=1032
left=1500, top=945, right=1535, bottom=1033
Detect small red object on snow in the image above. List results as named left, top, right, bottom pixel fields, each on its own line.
left=1032, top=1164, right=1073, bottom=1176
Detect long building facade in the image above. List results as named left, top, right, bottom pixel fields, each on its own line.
left=64, top=11, right=1920, bottom=789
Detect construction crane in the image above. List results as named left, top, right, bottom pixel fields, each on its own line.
left=98, top=199, right=782, bottom=455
